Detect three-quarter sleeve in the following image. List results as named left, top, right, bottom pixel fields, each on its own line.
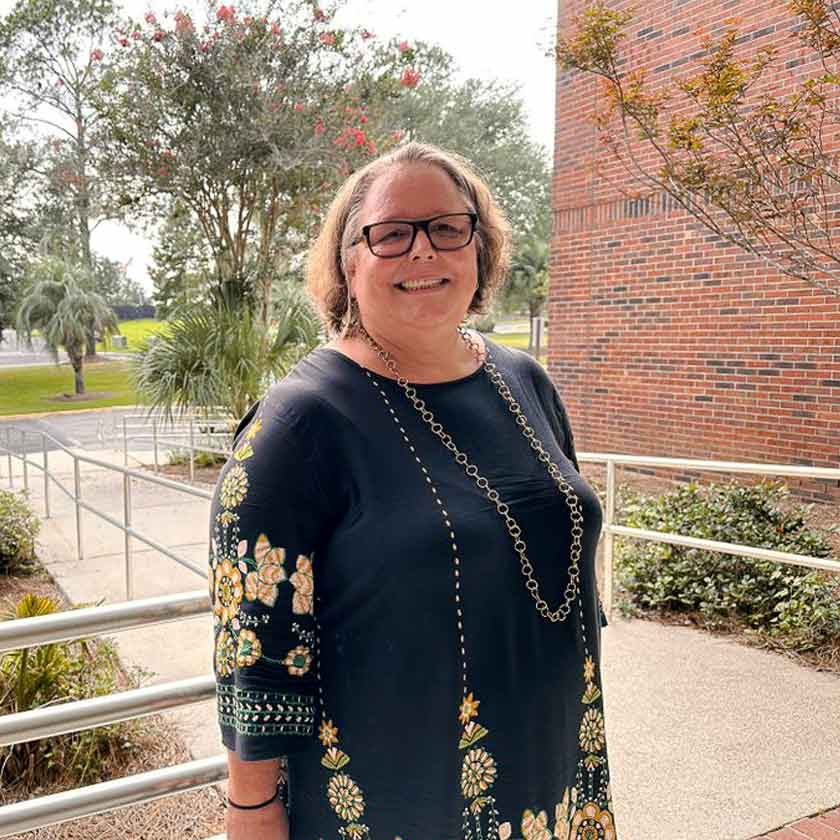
left=208, top=396, right=329, bottom=761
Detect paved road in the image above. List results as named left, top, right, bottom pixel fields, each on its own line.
left=0, top=408, right=144, bottom=453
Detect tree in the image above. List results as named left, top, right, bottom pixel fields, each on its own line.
left=90, top=255, right=149, bottom=307
left=503, top=234, right=550, bottom=352
left=0, top=0, right=126, bottom=353
left=382, top=45, right=552, bottom=238
left=556, top=0, right=840, bottom=296
left=133, top=283, right=321, bottom=419
left=15, top=257, right=118, bottom=395
left=94, top=0, right=418, bottom=326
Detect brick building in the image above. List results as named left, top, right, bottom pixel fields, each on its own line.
left=550, top=0, right=839, bottom=500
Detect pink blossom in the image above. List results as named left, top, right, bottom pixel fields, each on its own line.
left=392, top=130, right=404, bottom=142
left=313, top=7, right=326, bottom=21
left=319, top=32, right=336, bottom=46
left=152, top=30, right=165, bottom=41
left=199, top=41, right=209, bottom=52
left=175, top=11, right=194, bottom=35
left=90, top=48, right=103, bottom=62
left=271, top=21, right=282, bottom=36
left=131, top=30, right=141, bottom=40
left=294, top=102, right=303, bottom=112
left=367, top=139, right=377, bottom=154
left=243, top=15, right=253, bottom=26
left=360, top=29, right=373, bottom=40
left=314, top=119, right=325, bottom=136
left=359, top=115, right=368, bottom=125
left=398, top=40, right=409, bottom=53
left=354, top=129, right=366, bottom=147
left=216, top=4, right=235, bottom=22
left=118, top=37, right=129, bottom=47
left=144, top=12, right=156, bottom=24
left=400, top=68, right=420, bottom=89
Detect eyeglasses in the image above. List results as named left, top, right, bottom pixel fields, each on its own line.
left=352, top=212, right=478, bottom=258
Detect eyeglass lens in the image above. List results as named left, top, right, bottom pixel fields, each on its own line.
left=367, top=214, right=473, bottom=257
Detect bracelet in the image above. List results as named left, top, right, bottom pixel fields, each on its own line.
left=226, top=786, right=279, bottom=810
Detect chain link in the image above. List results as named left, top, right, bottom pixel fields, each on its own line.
left=360, top=325, right=583, bottom=624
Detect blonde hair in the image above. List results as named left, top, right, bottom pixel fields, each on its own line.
left=306, top=141, right=512, bottom=338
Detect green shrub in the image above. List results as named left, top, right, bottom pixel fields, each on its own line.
left=0, top=594, right=144, bottom=790
left=616, top=480, right=840, bottom=651
left=166, top=448, right=228, bottom=468
left=0, top=489, right=39, bottom=574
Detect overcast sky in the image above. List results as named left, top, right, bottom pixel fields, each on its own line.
left=2, top=0, right=558, bottom=291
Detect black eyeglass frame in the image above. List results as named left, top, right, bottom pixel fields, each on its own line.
left=352, top=212, right=478, bottom=258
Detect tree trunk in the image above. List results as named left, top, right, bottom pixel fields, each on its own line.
left=76, top=99, right=97, bottom=359
left=70, top=354, right=85, bottom=395
left=86, top=327, right=97, bottom=358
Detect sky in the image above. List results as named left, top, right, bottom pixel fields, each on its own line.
left=2, top=0, right=559, bottom=292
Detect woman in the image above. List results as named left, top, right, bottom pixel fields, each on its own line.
left=209, top=142, right=617, bottom=840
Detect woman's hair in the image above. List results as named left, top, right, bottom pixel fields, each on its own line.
left=306, top=141, right=512, bottom=337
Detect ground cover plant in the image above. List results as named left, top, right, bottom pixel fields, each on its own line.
left=0, top=489, right=39, bottom=574
left=614, top=479, right=840, bottom=668
left=98, top=319, right=168, bottom=353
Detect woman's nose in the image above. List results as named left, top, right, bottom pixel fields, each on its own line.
left=409, top=228, right=436, bottom=260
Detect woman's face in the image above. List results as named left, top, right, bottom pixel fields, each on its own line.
left=346, top=162, right=479, bottom=342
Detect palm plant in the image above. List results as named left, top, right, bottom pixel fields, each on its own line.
left=133, top=282, right=322, bottom=421
left=506, top=235, right=549, bottom=353
left=15, top=257, right=118, bottom=395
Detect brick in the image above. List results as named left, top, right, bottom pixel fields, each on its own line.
left=818, top=810, right=840, bottom=830
left=787, top=819, right=840, bottom=839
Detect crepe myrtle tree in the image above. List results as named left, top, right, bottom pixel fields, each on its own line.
left=93, top=0, right=422, bottom=326
left=556, top=0, right=840, bottom=297
left=16, top=257, right=118, bottom=395
left=0, top=0, right=125, bottom=353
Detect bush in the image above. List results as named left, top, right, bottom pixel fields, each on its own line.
left=0, top=489, right=39, bottom=574
left=166, top=448, right=228, bottom=468
left=616, top=480, right=840, bottom=652
left=0, top=594, right=145, bottom=790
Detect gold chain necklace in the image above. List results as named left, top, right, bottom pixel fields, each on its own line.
left=359, top=324, right=584, bottom=624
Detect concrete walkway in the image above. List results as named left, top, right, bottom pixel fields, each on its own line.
left=2, top=450, right=839, bottom=840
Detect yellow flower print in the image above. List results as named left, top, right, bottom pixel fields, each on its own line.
left=554, top=788, right=571, bottom=840
left=236, top=628, right=262, bottom=667
left=213, top=560, right=243, bottom=625
left=345, top=824, right=368, bottom=840
left=283, top=645, right=312, bottom=676
left=219, top=510, right=238, bottom=527
left=290, top=554, right=314, bottom=615
left=460, top=747, right=497, bottom=798
left=583, top=656, right=595, bottom=683
left=569, top=802, right=616, bottom=840
left=459, top=692, right=480, bottom=726
left=233, top=442, right=254, bottom=462
left=215, top=628, right=236, bottom=678
left=579, top=708, right=606, bottom=754
left=219, top=465, right=248, bottom=509
left=319, top=719, right=339, bottom=748
left=327, top=773, right=365, bottom=822
left=245, top=418, right=263, bottom=441
left=498, top=823, right=512, bottom=840
left=521, top=809, right=552, bottom=840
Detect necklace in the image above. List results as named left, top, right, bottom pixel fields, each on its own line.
left=358, top=323, right=584, bottom=624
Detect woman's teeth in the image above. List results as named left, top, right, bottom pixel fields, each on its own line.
left=397, top=278, right=448, bottom=291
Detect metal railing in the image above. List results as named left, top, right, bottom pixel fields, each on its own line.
left=0, top=589, right=225, bottom=836
left=120, top=413, right=234, bottom=480
left=0, top=425, right=212, bottom=600
left=0, top=431, right=837, bottom=834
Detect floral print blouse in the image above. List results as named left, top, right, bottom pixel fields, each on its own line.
left=209, top=341, right=616, bottom=840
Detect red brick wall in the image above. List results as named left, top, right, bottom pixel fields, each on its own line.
left=551, top=0, right=840, bottom=501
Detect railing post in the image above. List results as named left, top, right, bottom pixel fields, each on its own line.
left=122, top=417, right=128, bottom=466
left=124, top=473, right=133, bottom=601
left=189, top=417, right=195, bottom=482
left=6, top=428, right=12, bottom=487
left=153, top=417, right=159, bottom=474
left=21, top=430, right=28, bottom=492
left=74, top=457, right=84, bottom=563
left=603, top=459, right=616, bottom=621
left=43, top=437, right=50, bottom=519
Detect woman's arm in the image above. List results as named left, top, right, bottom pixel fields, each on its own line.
left=225, top=753, right=289, bottom=840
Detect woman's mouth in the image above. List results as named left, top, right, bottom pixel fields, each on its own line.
left=395, top=278, right=449, bottom=293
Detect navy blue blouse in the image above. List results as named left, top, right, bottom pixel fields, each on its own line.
left=208, top=339, right=617, bottom=840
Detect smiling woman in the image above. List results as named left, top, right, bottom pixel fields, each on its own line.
left=211, top=142, right=616, bottom=840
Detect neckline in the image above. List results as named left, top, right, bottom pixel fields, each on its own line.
left=317, top=345, right=491, bottom=389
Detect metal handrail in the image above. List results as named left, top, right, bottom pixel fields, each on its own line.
left=0, top=589, right=209, bottom=653
left=0, top=755, right=227, bottom=835
left=0, top=425, right=211, bottom=599
left=0, top=675, right=215, bottom=745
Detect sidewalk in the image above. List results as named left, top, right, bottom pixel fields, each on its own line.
left=3, top=450, right=840, bottom=840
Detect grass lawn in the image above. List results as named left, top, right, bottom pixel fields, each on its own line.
left=97, top=319, right=168, bottom=353
left=483, top=331, right=547, bottom=364
left=0, top=361, right=139, bottom=416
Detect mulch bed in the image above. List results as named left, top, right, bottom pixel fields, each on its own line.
left=0, top=567, right=226, bottom=840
